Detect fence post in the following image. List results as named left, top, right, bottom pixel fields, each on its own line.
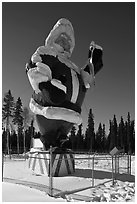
left=49, top=146, right=53, bottom=196
left=2, top=153, right=4, bottom=182
left=112, top=156, right=115, bottom=185
left=88, top=153, right=90, bottom=168
left=127, top=154, right=131, bottom=175
left=118, top=155, right=119, bottom=174
left=115, top=155, right=119, bottom=174
left=6, top=129, right=10, bottom=155
left=115, top=155, right=116, bottom=174
left=92, top=155, right=94, bottom=187
left=129, top=154, right=131, bottom=175
left=127, top=154, right=129, bottom=174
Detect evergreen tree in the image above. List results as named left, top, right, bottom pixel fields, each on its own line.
left=108, top=119, right=113, bottom=151
left=124, top=121, right=128, bottom=153
left=2, top=90, right=14, bottom=121
left=8, top=123, right=16, bottom=153
left=113, top=115, right=118, bottom=146
left=125, top=113, right=135, bottom=154
left=76, top=124, right=84, bottom=151
left=85, top=109, right=95, bottom=152
left=105, top=120, right=112, bottom=152
left=2, top=129, right=7, bottom=153
left=23, top=120, right=35, bottom=152
left=118, top=116, right=125, bottom=149
left=29, top=119, right=35, bottom=149
left=95, top=123, right=106, bottom=152
left=10, top=131, right=17, bottom=153
left=13, top=97, right=24, bottom=154
left=102, top=124, right=106, bottom=152
left=23, top=107, right=31, bottom=129
left=126, top=112, right=131, bottom=153
left=25, top=128, right=32, bottom=152
left=22, top=107, right=31, bottom=153
left=95, top=123, right=103, bottom=152
left=2, top=90, right=14, bottom=154
left=130, top=120, right=135, bottom=154
left=69, top=125, right=77, bottom=150
left=109, top=115, right=118, bottom=150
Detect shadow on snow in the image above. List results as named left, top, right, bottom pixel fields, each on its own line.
left=71, top=168, right=135, bottom=182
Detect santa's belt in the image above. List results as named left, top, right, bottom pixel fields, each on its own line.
left=33, top=92, right=81, bottom=113
left=29, top=98, right=82, bottom=125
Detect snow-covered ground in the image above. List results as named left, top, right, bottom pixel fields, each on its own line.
left=2, top=154, right=135, bottom=202
left=2, top=182, right=65, bottom=202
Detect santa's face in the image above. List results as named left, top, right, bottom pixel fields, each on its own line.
left=45, top=18, right=75, bottom=58
left=55, top=33, right=71, bottom=52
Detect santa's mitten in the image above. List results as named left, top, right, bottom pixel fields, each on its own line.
left=88, top=41, right=103, bottom=75
left=81, top=41, right=103, bottom=88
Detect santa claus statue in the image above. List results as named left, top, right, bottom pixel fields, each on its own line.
left=26, top=18, right=103, bottom=150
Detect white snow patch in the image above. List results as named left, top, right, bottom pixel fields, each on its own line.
left=2, top=182, right=65, bottom=202
left=2, top=155, right=135, bottom=202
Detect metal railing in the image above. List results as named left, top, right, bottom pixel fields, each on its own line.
left=2, top=147, right=132, bottom=198
left=47, top=147, right=132, bottom=196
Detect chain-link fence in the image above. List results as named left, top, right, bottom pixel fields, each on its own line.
left=2, top=148, right=133, bottom=198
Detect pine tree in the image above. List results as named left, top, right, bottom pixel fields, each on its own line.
left=69, top=125, right=77, bottom=150
left=30, top=119, right=35, bottom=149
left=102, top=124, right=106, bottom=152
left=13, top=97, right=23, bottom=154
left=2, top=129, right=7, bottom=153
left=76, top=124, right=84, bottom=151
left=95, top=123, right=106, bottom=152
left=85, top=109, right=95, bottom=152
left=125, top=113, right=135, bottom=154
left=23, top=107, right=30, bottom=129
left=2, top=90, right=14, bottom=154
left=124, top=121, right=128, bottom=153
left=25, top=128, right=32, bottom=152
left=127, top=112, right=131, bottom=153
left=22, top=107, right=31, bottom=153
left=109, top=115, right=118, bottom=150
left=95, top=123, right=103, bottom=152
left=118, top=116, right=125, bottom=150
left=10, top=131, right=17, bottom=153
left=130, top=120, right=135, bottom=154
left=105, top=120, right=112, bottom=152
left=113, top=115, right=118, bottom=146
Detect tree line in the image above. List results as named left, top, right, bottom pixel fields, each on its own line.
left=2, top=90, right=38, bottom=154
left=2, top=90, right=135, bottom=154
left=69, top=109, right=135, bottom=154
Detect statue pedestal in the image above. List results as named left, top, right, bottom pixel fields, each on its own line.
left=28, top=147, right=75, bottom=177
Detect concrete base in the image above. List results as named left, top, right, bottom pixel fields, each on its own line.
left=28, top=148, right=75, bottom=177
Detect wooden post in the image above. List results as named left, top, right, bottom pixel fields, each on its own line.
left=112, top=156, right=114, bottom=185
left=23, top=129, right=26, bottom=155
left=88, top=153, right=90, bottom=168
left=6, top=118, right=10, bottom=155
left=17, top=133, right=20, bottom=155
left=129, top=154, right=131, bottom=175
left=2, top=153, right=4, bottom=182
left=49, top=146, right=53, bottom=196
left=115, top=155, right=119, bottom=174
left=6, top=129, right=10, bottom=155
left=127, top=154, right=131, bottom=175
left=115, top=155, right=116, bottom=174
left=117, top=155, right=119, bottom=174
left=127, top=154, right=129, bottom=174
left=92, top=155, right=94, bottom=187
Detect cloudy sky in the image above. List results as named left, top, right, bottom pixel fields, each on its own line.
left=2, top=2, right=135, bottom=133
